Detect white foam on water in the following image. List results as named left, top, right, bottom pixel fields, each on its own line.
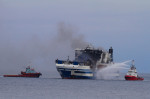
left=96, top=60, right=131, bottom=80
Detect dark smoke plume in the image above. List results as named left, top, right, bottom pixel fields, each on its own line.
left=56, top=22, right=88, bottom=49
left=0, top=23, right=88, bottom=77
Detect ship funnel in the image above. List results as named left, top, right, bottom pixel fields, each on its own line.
left=109, top=47, right=113, bottom=62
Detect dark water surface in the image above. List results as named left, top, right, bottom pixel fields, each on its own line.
left=0, top=74, right=150, bottom=99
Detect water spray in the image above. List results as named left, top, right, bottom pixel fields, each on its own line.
left=96, top=60, right=131, bottom=80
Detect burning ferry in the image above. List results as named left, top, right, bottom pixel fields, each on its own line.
left=55, top=46, right=113, bottom=79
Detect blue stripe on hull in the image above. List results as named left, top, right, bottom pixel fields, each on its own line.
left=57, top=68, right=94, bottom=79
left=74, top=71, right=93, bottom=73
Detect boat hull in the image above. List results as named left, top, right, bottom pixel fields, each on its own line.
left=3, top=73, right=41, bottom=78
left=57, top=67, right=94, bottom=79
left=125, top=75, right=144, bottom=81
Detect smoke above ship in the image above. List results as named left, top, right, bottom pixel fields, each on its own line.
left=56, top=22, right=89, bottom=50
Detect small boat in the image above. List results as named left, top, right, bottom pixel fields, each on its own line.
left=125, top=60, right=144, bottom=81
left=4, top=66, right=42, bottom=78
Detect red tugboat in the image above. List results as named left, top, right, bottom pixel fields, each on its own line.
left=4, top=66, right=42, bottom=78
left=125, top=60, right=144, bottom=81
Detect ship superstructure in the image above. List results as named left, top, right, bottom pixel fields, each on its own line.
left=55, top=46, right=113, bottom=79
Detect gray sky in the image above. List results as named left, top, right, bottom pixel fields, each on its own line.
left=0, top=0, right=150, bottom=75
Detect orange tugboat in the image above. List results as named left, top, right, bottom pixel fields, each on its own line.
left=4, top=66, right=42, bottom=78
left=125, top=60, right=144, bottom=81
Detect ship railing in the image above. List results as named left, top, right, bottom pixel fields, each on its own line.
left=55, top=59, right=91, bottom=66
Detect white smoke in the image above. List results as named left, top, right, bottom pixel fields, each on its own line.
left=96, top=60, right=131, bottom=80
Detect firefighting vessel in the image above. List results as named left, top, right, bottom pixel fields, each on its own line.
left=125, top=60, right=144, bottom=81
left=3, top=66, right=42, bottom=78
left=55, top=46, right=113, bottom=79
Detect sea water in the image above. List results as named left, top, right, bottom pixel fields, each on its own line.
left=0, top=73, right=150, bottom=99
